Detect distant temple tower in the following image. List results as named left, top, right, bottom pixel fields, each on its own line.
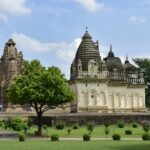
left=70, top=30, right=146, bottom=113
left=0, top=39, right=23, bottom=108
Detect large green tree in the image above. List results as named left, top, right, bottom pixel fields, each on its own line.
left=133, top=58, right=150, bottom=108
left=7, top=60, right=74, bottom=135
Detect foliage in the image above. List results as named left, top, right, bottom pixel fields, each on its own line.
left=132, top=123, right=138, bottom=128
left=73, top=123, right=79, bottom=129
left=27, top=118, right=33, bottom=130
left=105, top=127, right=109, bottom=135
left=56, top=122, right=65, bottom=130
left=125, top=130, right=132, bottom=135
left=117, top=120, right=125, bottom=128
left=87, top=123, right=94, bottom=135
left=83, top=134, right=90, bottom=141
left=43, top=125, right=48, bottom=130
left=133, top=58, right=150, bottom=108
left=112, top=134, right=121, bottom=140
left=142, top=134, right=150, bottom=141
left=18, top=132, right=25, bottom=142
left=7, top=60, right=74, bottom=135
left=51, top=134, right=59, bottom=141
left=67, top=128, right=71, bottom=135
left=143, top=125, right=150, bottom=133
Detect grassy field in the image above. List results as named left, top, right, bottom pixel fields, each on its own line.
left=0, top=140, right=149, bottom=150
left=28, top=124, right=145, bottom=138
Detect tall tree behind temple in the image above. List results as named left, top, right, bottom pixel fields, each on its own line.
left=133, top=58, right=150, bottom=108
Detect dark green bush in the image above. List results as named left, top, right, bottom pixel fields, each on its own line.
left=104, top=124, right=109, bottom=128
left=73, top=124, right=79, bottom=129
left=105, top=128, right=109, bottom=135
left=112, top=134, right=121, bottom=140
left=132, top=123, right=138, bottom=128
left=67, top=128, right=71, bottom=135
left=51, top=134, right=59, bottom=141
left=118, top=123, right=124, bottom=128
left=12, top=122, right=26, bottom=131
left=87, top=123, right=94, bottom=135
left=125, top=130, right=132, bottom=135
left=83, top=134, right=90, bottom=141
left=18, top=133, right=25, bottom=142
left=43, top=125, right=48, bottom=130
left=143, top=125, right=149, bottom=133
left=142, top=134, right=150, bottom=140
left=56, top=122, right=65, bottom=130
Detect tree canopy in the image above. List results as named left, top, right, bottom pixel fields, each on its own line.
left=7, top=60, right=74, bottom=135
left=133, top=58, right=150, bottom=108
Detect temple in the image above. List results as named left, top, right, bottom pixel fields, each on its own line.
left=0, top=39, right=23, bottom=109
left=70, top=30, right=146, bottom=113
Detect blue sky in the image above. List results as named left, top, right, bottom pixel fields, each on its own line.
left=0, top=0, right=150, bottom=78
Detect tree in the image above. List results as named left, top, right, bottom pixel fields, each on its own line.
left=133, top=58, right=150, bottom=108
left=7, top=60, right=74, bottom=135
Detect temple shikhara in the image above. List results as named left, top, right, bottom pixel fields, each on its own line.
left=0, top=31, right=147, bottom=113
left=70, top=30, right=146, bottom=113
left=0, top=39, right=23, bottom=109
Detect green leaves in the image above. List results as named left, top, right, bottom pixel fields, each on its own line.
left=7, top=59, right=74, bottom=113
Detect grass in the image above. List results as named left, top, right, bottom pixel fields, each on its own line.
left=0, top=140, right=149, bottom=150
left=28, top=124, right=145, bottom=138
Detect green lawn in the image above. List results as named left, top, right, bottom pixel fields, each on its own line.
left=29, top=124, right=145, bottom=138
left=0, top=140, right=149, bottom=150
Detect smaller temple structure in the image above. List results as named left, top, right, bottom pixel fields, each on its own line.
left=0, top=39, right=23, bottom=109
left=70, top=30, right=146, bottom=113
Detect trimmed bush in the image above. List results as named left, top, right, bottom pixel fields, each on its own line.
left=118, top=123, right=124, bottom=128
left=73, top=124, right=79, bottom=129
left=142, top=134, right=150, bottom=141
left=104, top=124, right=109, bottom=128
left=112, top=134, right=121, bottom=140
left=18, top=133, right=25, bottom=142
left=51, top=134, right=59, bottom=141
left=43, top=125, right=48, bottom=130
left=125, top=130, right=132, bottom=135
left=56, top=122, right=65, bottom=130
left=87, top=123, right=94, bottom=135
left=105, top=128, right=109, bottom=135
left=83, top=134, right=90, bottom=141
left=132, top=123, right=138, bottom=128
left=143, top=125, right=149, bottom=133
left=67, top=128, right=71, bottom=135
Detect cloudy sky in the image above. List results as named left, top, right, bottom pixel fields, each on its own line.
left=0, top=0, right=150, bottom=78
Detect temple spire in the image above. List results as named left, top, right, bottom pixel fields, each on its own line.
left=110, top=44, right=112, bottom=52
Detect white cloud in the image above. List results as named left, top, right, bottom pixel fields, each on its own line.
left=129, top=15, right=146, bottom=23
left=10, top=32, right=81, bottom=62
left=0, top=12, right=8, bottom=22
left=0, top=0, right=30, bottom=14
left=75, top=0, right=104, bottom=12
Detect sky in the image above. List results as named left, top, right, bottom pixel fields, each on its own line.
left=0, top=0, right=150, bottom=78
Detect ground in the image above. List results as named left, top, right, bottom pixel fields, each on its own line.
left=0, top=141, right=150, bottom=150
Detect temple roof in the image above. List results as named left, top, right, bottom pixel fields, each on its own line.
left=74, top=30, right=101, bottom=71
left=6, top=39, right=16, bottom=46
left=104, top=45, right=123, bottom=71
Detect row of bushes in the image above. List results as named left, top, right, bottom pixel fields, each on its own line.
left=18, top=133, right=150, bottom=142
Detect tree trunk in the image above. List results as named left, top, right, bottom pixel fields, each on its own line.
left=37, top=112, right=42, bottom=136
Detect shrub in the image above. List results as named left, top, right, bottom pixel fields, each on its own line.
left=87, top=123, right=94, bottom=135
left=3, top=120, right=8, bottom=130
left=24, top=125, right=28, bottom=133
left=143, top=125, right=149, bottom=133
left=12, top=122, right=25, bottom=131
left=105, top=128, right=109, bottom=135
left=83, top=134, right=90, bottom=141
left=56, top=122, right=65, bottom=130
left=51, top=134, right=59, bottom=141
left=132, top=123, right=138, bottom=128
left=142, top=134, right=150, bottom=141
left=117, top=121, right=124, bottom=128
left=104, top=124, right=109, bottom=128
left=43, top=125, right=48, bottom=130
left=112, top=134, right=121, bottom=140
left=18, top=133, right=25, bottom=142
left=67, top=128, right=71, bottom=135
left=125, top=130, right=132, bottom=135
left=27, top=118, right=32, bottom=130
left=73, top=124, right=79, bottom=129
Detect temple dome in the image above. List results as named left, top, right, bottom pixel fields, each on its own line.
left=74, top=30, right=101, bottom=71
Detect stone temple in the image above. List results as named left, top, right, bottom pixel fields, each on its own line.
left=70, top=30, right=146, bottom=113
left=0, top=39, right=23, bottom=109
